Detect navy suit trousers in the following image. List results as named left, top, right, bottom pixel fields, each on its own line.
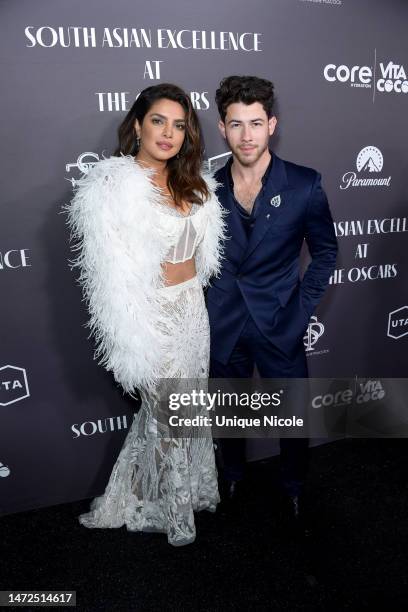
left=210, top=315, right=309, bottom=496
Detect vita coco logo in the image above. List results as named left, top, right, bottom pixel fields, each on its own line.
left=324, top=52, right=408, bottom=100
left=356, top=379, right=385, bottom=404
left=340, top=146, right=391, bottom=190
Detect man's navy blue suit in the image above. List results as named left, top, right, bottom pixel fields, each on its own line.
left=207, top=151, right=338, bottom=493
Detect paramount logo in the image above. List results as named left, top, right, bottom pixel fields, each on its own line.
left=340, top=146, right=391, bottom=190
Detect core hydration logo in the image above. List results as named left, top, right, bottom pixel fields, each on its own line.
left=340, top=146, right=391, bottom=190
left=323, top=51, right=407, bottom=101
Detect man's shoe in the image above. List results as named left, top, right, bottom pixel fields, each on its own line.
left=225, top=479, right=240, bottom=501
left=286, top=494, right=300, bottom=518
left=219, top=478, right=243, bottom=505
left=282, top=493, right=311, bottom=535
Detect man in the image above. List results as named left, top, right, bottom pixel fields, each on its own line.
left=207, top=75, right=338, bottom=523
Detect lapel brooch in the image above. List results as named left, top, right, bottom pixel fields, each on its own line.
left=270, top=195, right=281, bottom=208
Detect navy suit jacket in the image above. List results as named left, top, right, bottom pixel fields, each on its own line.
left=206, top=153, right=338, bottom=364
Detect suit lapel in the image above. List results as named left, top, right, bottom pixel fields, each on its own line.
left=241, top=154, right=293, bottom=263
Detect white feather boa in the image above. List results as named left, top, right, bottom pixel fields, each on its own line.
left=63, top=155, right=227, bottom=395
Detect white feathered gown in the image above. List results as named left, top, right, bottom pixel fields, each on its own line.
left=64, top=155, right=227, bottom=546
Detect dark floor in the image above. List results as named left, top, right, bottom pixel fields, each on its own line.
left=1, top=439, right=408, bottom=611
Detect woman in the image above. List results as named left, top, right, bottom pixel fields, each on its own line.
left=65, top=83, right=227, bottom=546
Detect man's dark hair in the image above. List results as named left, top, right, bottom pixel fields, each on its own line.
left=215, top=75, right=275, bottom=122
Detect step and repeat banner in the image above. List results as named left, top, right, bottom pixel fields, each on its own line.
left=1, top=0, right=407, bottom=514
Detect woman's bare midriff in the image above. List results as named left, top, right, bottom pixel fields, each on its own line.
left=162, top=258, right=196, bottom=287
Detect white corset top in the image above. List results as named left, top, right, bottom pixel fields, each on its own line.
left=156, top=202, right=207, bottom=264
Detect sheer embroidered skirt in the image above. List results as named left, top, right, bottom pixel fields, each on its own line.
left=78, top=276, right=219, bottom=546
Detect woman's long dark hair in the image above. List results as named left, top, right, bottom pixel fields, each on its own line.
left=114, top=83, right=209, bottom=207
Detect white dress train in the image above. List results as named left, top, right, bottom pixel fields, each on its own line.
left=78, top=274, right=219, bottom=546
left=65, top=158, right=226, bottom=546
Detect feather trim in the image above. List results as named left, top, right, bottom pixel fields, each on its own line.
left=63, top=156, right=170, bottom=395
left=196, top=170, right=229, bottom=287
left=62, top=155, right=227, bottom=395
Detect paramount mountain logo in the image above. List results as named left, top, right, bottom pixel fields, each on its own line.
left=360, top=158, right=379, bottom=172
left=357, top=147, right=383, bottom=172
left=340, top=146, right=391, bottom=190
